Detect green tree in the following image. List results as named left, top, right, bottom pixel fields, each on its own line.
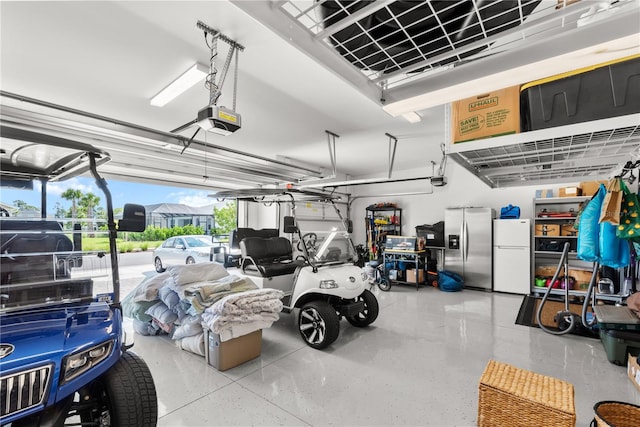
left=80, top=192, right=101, bottom=235
left=12, top=200, right=38, bottom=211
left=213, top=201, right=237, bottom=235
left=54, top=202, right=67, bottom=219
left=61, top=189, right=83, bottom=222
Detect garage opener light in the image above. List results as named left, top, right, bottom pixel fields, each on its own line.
left=170, top=21, right=245, bottom=144
left=150, top=63, right=208, bottom=107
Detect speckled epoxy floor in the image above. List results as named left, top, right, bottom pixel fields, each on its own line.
left=122, top=275, right=637, bottom=427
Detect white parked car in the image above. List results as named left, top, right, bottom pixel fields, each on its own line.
left=153, top=235, right=216, bottom=272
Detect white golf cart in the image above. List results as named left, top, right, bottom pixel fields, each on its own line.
left=214, top=188, right=378, bottom=349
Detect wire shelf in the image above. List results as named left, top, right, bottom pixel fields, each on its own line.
left=279, top=0, right=636, bottom=90
left=448, top=115, right=640, bottom=187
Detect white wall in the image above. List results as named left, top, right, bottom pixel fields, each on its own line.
left=348, top=160, right=583, bottom=247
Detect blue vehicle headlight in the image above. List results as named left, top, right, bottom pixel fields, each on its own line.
left=62, top=340, right=114, bottom=383
left=319, top=279, right=338, bottom=289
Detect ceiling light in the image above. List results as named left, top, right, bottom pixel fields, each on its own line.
left=402, top=112, right=421, bottom=123
left=150, top=63, right=208, bottom=107
left=383, top=34, right=639, bottom=117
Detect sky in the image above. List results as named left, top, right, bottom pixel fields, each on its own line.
left=1, top=177, right=220, bottom=213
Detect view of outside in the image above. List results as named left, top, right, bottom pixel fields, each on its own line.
left=1, top=178, right=237, bottom=253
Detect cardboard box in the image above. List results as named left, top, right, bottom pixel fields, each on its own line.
left=568, top=268, right=594, bottom=290
left=535, top=265, right=562, bottom=277
left=406, top=269, right=424, bottom=283
left=560, top=224, right=577, bottom=236
left=535, top=224, right=560, bottom=236
left=628, top=353, right=640, bottom=392
left=451, top=86, right=520, bottom=143
left=535, top=189, right=554, bottom=198
left=559, top=186, right=582, bottom=197
left=580, top=180, right=607, bottom=196
left=206, top=329, right=262, bottom=371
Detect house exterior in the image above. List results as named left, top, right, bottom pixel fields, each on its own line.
left=145, top=203, right=215, bottom=232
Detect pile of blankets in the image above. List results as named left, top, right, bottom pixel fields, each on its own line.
left=122, top=262, right=283, bottom=357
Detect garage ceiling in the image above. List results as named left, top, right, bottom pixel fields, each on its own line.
left=1, top=1, right=639, bottom=190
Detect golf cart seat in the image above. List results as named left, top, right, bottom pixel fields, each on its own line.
left=240, top=236, right=304, bottom=277
left=225, top=227, right=280, bottom=267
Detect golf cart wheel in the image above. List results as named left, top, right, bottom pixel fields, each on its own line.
left=346, top=289, right=379, bottom=327
left=298, top=301, right=339, bottom=350
left=186, top=256, right=195, bottom=264
left=78, top=351, right=158, bottom=426
left=154, top=257, right=165, bottom=273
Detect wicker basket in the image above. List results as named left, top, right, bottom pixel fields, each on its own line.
left=593, top=401, right=640, bottom=427
left=478, top=360, right=576, bottom=427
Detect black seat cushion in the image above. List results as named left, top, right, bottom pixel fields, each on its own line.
left=240, top=236, right=303, bottom=277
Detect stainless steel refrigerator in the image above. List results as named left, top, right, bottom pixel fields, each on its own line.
left=444, top=207, right=495, bottom=290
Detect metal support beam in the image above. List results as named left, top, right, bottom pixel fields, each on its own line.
left=386, top=132, right=398, bottom=179
left=325, top=130, right=339, bottom=178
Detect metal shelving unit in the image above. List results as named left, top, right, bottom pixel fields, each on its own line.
left=532, top=195, right=625, bottom=303
left=365, top=206, right=401, bottom=259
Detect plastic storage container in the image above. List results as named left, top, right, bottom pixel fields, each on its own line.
left=521, top=55, right=640, bottom=131
left=599, top=328, right=640, bottom=366
left=416, top=222, right=445, bottom=248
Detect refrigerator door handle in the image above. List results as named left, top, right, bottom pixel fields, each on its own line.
left=463, top=221, right=469, bottom=262
left=459, top=221, right=464, bottom=262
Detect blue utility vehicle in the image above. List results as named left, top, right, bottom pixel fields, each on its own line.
left=1, top=137, right=158, bottom=426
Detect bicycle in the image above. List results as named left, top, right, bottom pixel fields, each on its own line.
left=365, top=259, right=391, bottom=292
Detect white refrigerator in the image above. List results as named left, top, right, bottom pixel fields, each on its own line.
left=493, top=219, right=531, bottom=294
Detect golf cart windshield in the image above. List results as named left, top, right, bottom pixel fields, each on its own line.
left=1, top=138, right=143, bottom=313
left=296, top=218, right=356, bottom=267
left=214, top=188, right=357, bottom=268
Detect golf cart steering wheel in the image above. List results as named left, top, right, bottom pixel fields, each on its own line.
left=298, top=232, right=318, bottom=255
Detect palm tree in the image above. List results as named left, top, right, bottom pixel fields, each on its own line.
left=61, top=188, right=83, bottom=224
left=80, top=192, right=101, bottom=235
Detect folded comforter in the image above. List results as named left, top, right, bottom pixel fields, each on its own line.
left=202, top=288, right=284, bottom=337
left=181, top=275, right=258, bottom=314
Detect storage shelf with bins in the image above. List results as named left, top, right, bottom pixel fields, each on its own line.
left=365, top=205, right=401, bottom=258
left=532, top=196, right=590, bottom=291
left=532, top=196, right=622, bottom=303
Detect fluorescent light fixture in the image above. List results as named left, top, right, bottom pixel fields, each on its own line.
left=150, top=63, right=208, bottom=107
left=402, top=112, right=421, bottom=123
left=383, top=34, right=639, bottom=117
